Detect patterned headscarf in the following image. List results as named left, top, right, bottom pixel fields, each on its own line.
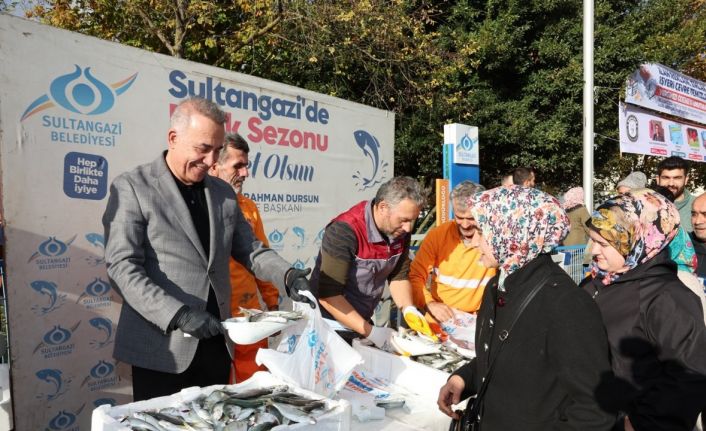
left=669, top=226, right=697, bottom=273
left=562, top=187, right=585, bottom=211
left=469, top=186, right=570, bottom=287
left=587, top=188, right=680, bottom=285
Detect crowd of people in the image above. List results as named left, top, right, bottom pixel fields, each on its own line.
left=101, top=97, right=706, bottom=430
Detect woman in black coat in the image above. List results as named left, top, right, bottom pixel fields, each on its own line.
left=437, top=186, right=615, bottom=431
left=582, top=189, right=706, bottom=431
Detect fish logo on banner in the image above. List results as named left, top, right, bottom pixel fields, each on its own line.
left=353, top=130, right=389, bottom=191
left=45, top=405, right=84, bottom=431
left=21, top=65, right=137, bottom=121
left=35, top=368, right=71, bottom=401
left=81, top=360, right=118, bottom=392
left=28, top=235, right=75, bottom=271
left=34, top=322, right=80, bottom=359
left=292, top=226, right=306, bottom=249
left=76, top=277, right=113, bottom=309
left=88, top=317, right=114, bottom=349
left=29, top=280, right=67, bottom=315
left=84, top=232, right=106, bottom=266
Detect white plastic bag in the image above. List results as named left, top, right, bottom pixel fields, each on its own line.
left=440, top=309, right=477, bottom=354
left=256, top=292, right=363, bottom=398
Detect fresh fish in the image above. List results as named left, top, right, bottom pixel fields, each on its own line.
left=412, top=346, right=470, bottom=373
left=223, top=421, right=248, bottom=431
left=301, top=400, right=327, bottom=413
left=210, top=401, right=225, bottom=422
left=123, top=416, right=163, bottom=431
left=233, top=309, right=303, bottom=323
left=269, top=401, right=316, bottom=424
left=250, top=314, right=287, bottom=323
left=145, top=411, right=185, bottom=426
left=204, top=389, right=229, bottom=407
left=235, top=407, right=257, bottom=422
left=224, top=404, right=242, bottom=420
left=190, top=401, right=212, bottom=424
left=269, top=403, right=285, bottom=425
left=120, top=384, right=332, bottom=430
left=134, top=412, right=166, bottom=429
left=156, top=420, right=194, bottom=431
left=180, top=409, right=209, bottom=427
left=225, top=387, right=275, bottom=400
left=271, top=393, right=326, bottom=412
left=249, top=422, right=277, bottom=431
left=226, top=396, right=271, bottom=409
left=375, top=398, right=406, bottom=409
left=255, top=411, right=279, bottom=425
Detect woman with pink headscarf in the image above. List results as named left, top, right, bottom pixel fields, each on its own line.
left=562, top=186, right=590, bottom=246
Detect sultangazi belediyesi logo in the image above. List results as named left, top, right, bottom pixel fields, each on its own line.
left=21, top=65, right=137, bottom=120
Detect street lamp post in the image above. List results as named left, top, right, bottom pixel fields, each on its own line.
left=583, top=0, right=594, bottom=212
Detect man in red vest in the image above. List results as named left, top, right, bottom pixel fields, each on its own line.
left=311, top=176, right=431, bottom=350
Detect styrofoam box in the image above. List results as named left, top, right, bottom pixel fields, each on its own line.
left=351, top=340, right=452, bottom=431
left=352, top=339, right=449, bottom=396
left=92, top=371, right=351, bottom=431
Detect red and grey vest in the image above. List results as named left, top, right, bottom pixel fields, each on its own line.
left=313, top=200, right=407, bottom=320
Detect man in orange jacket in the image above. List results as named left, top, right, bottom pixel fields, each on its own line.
left=209, top=133, right=279, bottom=382
left=409, top=180, right=496, bottom=324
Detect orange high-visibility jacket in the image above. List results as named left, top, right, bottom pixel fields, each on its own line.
left=409, top=221, right=496, bottom=320
left=230, top=194, right=279, bottom=313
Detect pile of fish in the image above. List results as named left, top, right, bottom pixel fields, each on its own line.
left=228, top=309, right=304, bottom=324
left=119, top=385, right=332, bottom=431
left=411, top=346, right=470, bottom=373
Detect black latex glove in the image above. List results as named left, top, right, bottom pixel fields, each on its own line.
left=285, top=267, right=316, bottom=308
left=172, top=306, right=223, bottom=339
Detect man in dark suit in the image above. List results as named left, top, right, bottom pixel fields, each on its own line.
left=102, top=97, right=313, bottom=401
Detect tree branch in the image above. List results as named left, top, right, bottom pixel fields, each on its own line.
left=215, top=15, right=282, bottom=66
left=172, top=0, right=189, bottom=58
left=134, top=4, right=176, bottom=56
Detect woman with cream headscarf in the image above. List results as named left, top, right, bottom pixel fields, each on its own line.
left=562, top=186, right=591, bottom=246
left=437, top=186, right=614, bottom=431
left=582, top=189, right=706, bottom=431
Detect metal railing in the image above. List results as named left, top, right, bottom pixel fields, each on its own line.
left=553, top=245, right=589, bottom=285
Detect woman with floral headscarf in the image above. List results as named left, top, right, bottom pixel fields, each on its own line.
left=437, top=186, right=614, bottom=431
left=582, top=189, right=706, bottom=431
